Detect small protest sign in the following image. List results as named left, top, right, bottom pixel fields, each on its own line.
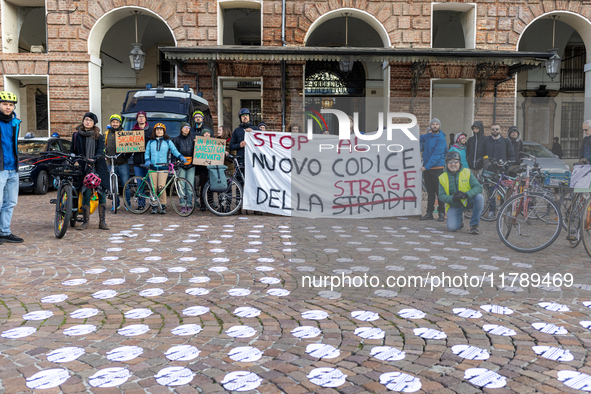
left=116, top=130, right=145, bottom=153
left=193, top=136, right=225, bottom=166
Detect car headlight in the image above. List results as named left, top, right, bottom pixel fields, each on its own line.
left=18, top=164, right=34, bottom=172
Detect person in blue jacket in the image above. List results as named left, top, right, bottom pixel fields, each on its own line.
left=420, top=118, right=447, bottom=221
left=144, top=123, right=187, bottom=214
left=449, top=133, right=469, bottom=169
left=0, top=91, right=23, bottom=243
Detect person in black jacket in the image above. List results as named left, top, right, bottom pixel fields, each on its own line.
left=230, top=108, right=260, bottom=167
left=466, top=121, right=484, bottom=170
left=71, top=112, right=111, bottom=231
left=552, top=137, right=563, bottom=159
left=507, top=126, right=524, bottom=162
left=172, top=122, right=196, bottom=214
left=104, top=114, right=131, bottom=210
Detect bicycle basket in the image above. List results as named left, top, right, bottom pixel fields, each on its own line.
left=48, top=162, right=85, bottom=178
left=207, top=165, right=228, bottom=192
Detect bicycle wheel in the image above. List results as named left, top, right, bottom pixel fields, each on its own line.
left=480, top=182, right=505, bottom=221
left=566, top=194, right=585, bottom=248
left=170, top=177, right=196, bottom=217
left=496, top=192, right=562, bottom=253
left=203, top=178, right=243, bottom=216
left=559, top=187, right=575, bottom=231
left=123, top=176, right=150, bottom=214
left=581, top=197, right=591, bottom=258
left=54, top=185, right=72, bottom=239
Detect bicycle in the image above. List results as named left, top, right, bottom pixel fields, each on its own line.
left=202, top=154, right=245, bottom=216
left=496, top=162, right=562, bottom=253
left=122, top=161, right=195, bottom=217
left=47, top=152, right=95, bottom=238
left=465, top=159, right=515, bottom=222
left=104, top=153, right=124, bottom=214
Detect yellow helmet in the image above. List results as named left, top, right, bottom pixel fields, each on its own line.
left=109, top=114, right=122, bottom=123
left=154, top=123, right=166, bottom=131
left=0, top=91, right=17, bottom=104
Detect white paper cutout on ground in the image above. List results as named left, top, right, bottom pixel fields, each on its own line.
left=234, top=307, right=261, bottom=318
left=386, top=266, right=405, bottom=271
left=443, top=247, right=459, bottom=251
left=225, top=325, right=257, bottom=338
left=186, top=288, right=210, bottom=296
left=557, top=370, right=591, bottom=390
left=106, top=247, right=122, bottom=252
left=333, top=269, right=352, bottom=275
left=26, top=369, right=69, bottom=390
left=472, top=248, right=488, bottom=252
left=336, top=258, right=354, bottom=263
left=118, top=324, right=150, bottom=336
left=70, top=308, right=99, bottom=319
left=451, top=345, right=490, bottom=360
left=430, top=256, right=448, bottom=261
left=168, top=267, right=187, bottom=272
left=532, top=346, right=574, bottom=361
left=244, top=249, right=258, bottom=253
left=155, top=367, right=195, bottom=386
left=538, top=302, right=570, bottom=312
left=291, top=325, right=322, bottom=338
left=539, top=285, right=562, bottom=292
left=531, top=322, right=568, bottom=334
left=575, top=284, right=591, bottom=291
left=106, top=346, right=144, bottom=362
left=306, top=344, right=341, bottom=359
left=221, top=371, right=263, bottom=392
left=180, top=257, right=197, bottom=261
left=129, top=267, right=149, bottom=273
left=102, top=278, right=125, bottom=285
left=452, top=308, right=482, bottom=318
left=307, top=368, right=347, bottom=388
left=182, top=306, right=210, bottom=316
left=171, top=324, right=202, bottom=336
left=88, top=367, right=131, bottom=388
left=464, top=368, right=506, bottom=389
left=413, top=327, right=447, bottom=339
left=228, top=346, right=263, bottom=362
left=297, top=266, right=315, bottom=272
left=63, top=324, right=97, bottom=336
left=62, top=279, right=87, bottom=286
left=379, top=372, right=422, bottom=393
left=111, top=240, right=125, bottom=243
left=318, top=291, right=341, bottom=299
left=1, top=326, right=36, bottom=338
left=260, top=277, right=281, bottom=284
left=289, top=258, right=306, bottom=263
left=177, top=248, right=192, bottom=252
left=398, top=309, right=426, bottom=319
left=228, top=288, right=251, bottom=296
left=482, top=325, right=516, bottom=336
left=448, top=264, right=468, bottom=270
left=41, top=294, right=68, bottom=303
left=255, top=265, right=274, bottom=271
left=444, top=288, right=470, bottom=296
left=417, top=264, right=437, bottom=270
left=370, top=346, right=406, bottom=361
left=480, top=305, right=514, bottom=315
left=512, top=262, right=533, bottom=268
left=165, top=345, right=200, bottom=361
left=208, top=266, right=228, bottom=272
left=189, top=276, right=210, bottom=283
left=101, top=256, right=118, bottom=261
left=139, top=288, right=164, bottom=297
left=267, top=288, right=290, bottom=296
left=351, top=266, right=370, bottom=272
left=351, top=311, right=380, bottom=322
left=401, top=256, right=419, bottom=261
left=301, top=310, right=329, bottom=320
left=146, top=277, right=168, bottom=283
left=85, top=268, right=107, bottom=274
left=478, top=265, right=498, bottom=270
left=211, top=257, right=229, bottom=263
left=124, top=308, right=153, bottom=319
left=46, top=347, right=85, bottom=363
left=23, top=310, right=53, bottom=320
left=580, top=321, right=591, bottom=331
left=498, top=286, right=525, bottom=292
left=354, top=327, right=385, bottom=339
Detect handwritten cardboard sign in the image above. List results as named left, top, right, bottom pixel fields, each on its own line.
left=116, top=130, right=145, bottom=153
left=193, top=136, right=225, bottom=166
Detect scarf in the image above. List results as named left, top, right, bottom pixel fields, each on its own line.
left=132, top=122, right=148, bottom=130
left=78, top=128, right=96, bottom=159
left=0, top=112, right=13, bottom=123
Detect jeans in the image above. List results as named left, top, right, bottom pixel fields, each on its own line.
left=178, top=167, right=195, bottom=207
left=424, top=168, right=443, bottom=214
left=134, top=166, right=148, bottom=207
left=109, top=164, right=130, bottom=207
left=0, top=170, right=19, bottom=236
left=446, top=194, right=484, bottom=231
left=196, top=165, right=208, bottom=204
left=82, top=188, right=106, bottom=205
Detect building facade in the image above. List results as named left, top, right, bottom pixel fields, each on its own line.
left=1, top=0, right=589, bottom=159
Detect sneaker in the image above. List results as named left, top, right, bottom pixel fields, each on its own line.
left=160, top=205, right=166, bottom=214
left=151, top=206, right=158, bottom=214
left=420, top=213, right=434, bottom=220
left=470, top=225, right=479, bottom=235
left=0, top=234, right=24, bottom=243
left=179, top=207, right=186, bottom=214
left=438, top=212, right=445, bottom=222
left=486, top=211, right=496, bottom=220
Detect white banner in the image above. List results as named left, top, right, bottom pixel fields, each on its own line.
left=243, top=130, right=421, bottom=218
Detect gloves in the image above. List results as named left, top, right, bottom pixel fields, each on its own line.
left=459, top=192, right=468, bottom=200
left=145, top=160, right=151, bottom=167
left=180, top=157, right=188, bottom=164
left=452, top=191, right=464, bottom=203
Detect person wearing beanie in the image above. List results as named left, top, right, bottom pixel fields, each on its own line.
left=71, top=111, right=111, bottom=230
left=258, top=122, right=267, bottom=131
left=552, top=137, right=563, bottom=159
left=449, top=133, right=469, bottom=169
left=172, top=122, right=196, bottom=214
left=420, top=118, right=447, bottom=222
left=104, top=114, right=131, bottom=211
left=507, top=126, right=523, bottom=162
left=0, top=91, right=24, bottom=243
left=466, top=121, right=484, bottom=170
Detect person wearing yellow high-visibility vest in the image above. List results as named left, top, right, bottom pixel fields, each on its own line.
left=438, top=151, right=484, bottom=234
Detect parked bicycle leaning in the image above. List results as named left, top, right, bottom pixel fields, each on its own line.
left=144, top=123, right=187, bottom=214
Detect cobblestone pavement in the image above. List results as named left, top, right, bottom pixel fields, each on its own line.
left=1, top=192, right=591, bottom=393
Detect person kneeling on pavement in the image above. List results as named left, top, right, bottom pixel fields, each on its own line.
left=438, top=151, right=484, bottom=234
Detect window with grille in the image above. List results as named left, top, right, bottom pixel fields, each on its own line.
left=560, top=101, right=584, bottom=158
left=240, top=100, right=262, bottom=126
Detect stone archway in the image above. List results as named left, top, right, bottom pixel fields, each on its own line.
left=87, top=6, right=178, bottom=122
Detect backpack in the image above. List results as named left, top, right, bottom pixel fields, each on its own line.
left=207, top=165, right=228, bottom=192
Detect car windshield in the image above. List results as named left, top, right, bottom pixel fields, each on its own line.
left=523, top=144, right=555, bottom=158
left=17, top=141, right=46, bottom=154
left=122, top=113, right=188, bottom=139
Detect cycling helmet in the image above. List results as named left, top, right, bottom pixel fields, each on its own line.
left=238, top=108, right=250, bottom=119
left=109, top=114, right=122, bottom=123
left=192, top=110, right=204, bottom=119
left=445, top=151, right=462, bottom=163
left=51, top=132, right=60, bottom=138
left=455, top=133, right=467, bottom=143
left=154, top=123, right=166, bottom=131
left=83, top=173, right=101, bottom=189
left=0, top=91, right=17, bottom=104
